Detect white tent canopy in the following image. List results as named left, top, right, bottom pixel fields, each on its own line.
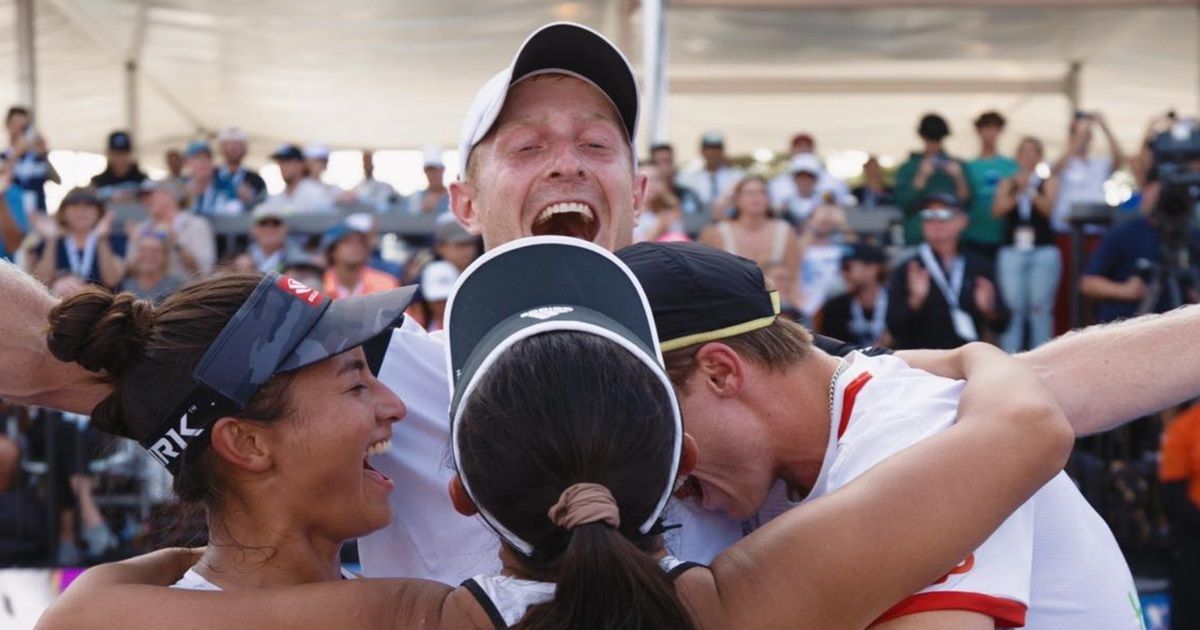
left=0, top=0, right=1196, bottom=173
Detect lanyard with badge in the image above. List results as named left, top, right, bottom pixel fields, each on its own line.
left=64, top=233, right=99, bottom=280
left=1014, top=173, right=1042, bottom=251
left=849, top=290, right=888, bottom=345
left=919, top=244, right=977, bottom=342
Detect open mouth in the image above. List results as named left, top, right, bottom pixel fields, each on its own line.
left=363, top=437, right=394, bottom=488
left=531, top=202, right=599, bottom=241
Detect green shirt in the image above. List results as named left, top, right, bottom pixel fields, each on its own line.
left=894, top=152, right=970, bottom=245
left=965, top=155, right=1019, bottom=246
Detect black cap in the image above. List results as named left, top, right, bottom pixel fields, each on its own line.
left=445, top=235, right=681, bottom=556
left=270, top=143, right=304, bottom=161
left=921, top=191, right=962, bottom=210
left=918, top=114, right=950, bottom=141
left=841, top=243, right=887, bottom=266
left=615, top=241, right=780, bottom=352
left=108, top=131, right=133, bottom=151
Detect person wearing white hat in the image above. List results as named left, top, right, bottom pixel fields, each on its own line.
left=215, top=127, right=266, bottom=210
left=781, top=153, right=832, bottom=224
left=408, top=146, right=450, bottom=216
left=414, top=259, right=458, bottom=331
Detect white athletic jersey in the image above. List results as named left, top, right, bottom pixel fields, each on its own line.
left=170, top=567, right=357, bottom=590
left=754, top=352, right=1142, bottom=629
left=462, top=555, right=700, bottom=628
left=357, top=317, right=743, bottom=584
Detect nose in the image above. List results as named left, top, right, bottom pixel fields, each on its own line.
left=372, top=378, right=407, bottom=426
left=546, top=141, right=586, bottom=182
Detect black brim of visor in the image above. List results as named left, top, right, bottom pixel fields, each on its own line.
left=445, top=236, right=660, bottom=400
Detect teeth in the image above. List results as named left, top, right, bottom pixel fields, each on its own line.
left=366, top=438, right=392, bottom=459
left=535, top=202, right=594, bottom=225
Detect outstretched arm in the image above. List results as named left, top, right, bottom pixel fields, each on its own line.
left=0, top=259, right=111, bottom=413
left=696, top=344, right=1072, bottom=630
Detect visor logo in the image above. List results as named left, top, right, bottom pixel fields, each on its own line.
left=147, top=413, right=206, bottom=467
left=277, top=275, right=324, bottom=307
left=520, top=306, right=573, bottom=320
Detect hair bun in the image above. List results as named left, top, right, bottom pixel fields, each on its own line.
left=48, top=287, right=154, bottom=378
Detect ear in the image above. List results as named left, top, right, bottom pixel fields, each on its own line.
left=449, top=475, right=479, bottom=517
left=631, top=168, right=649, bottom=222
left=680, top=433, right=699, bottom=478
left=449, top=181, right=482, bottom=236
left=691, top=342, right=746, bottom=399
left=208, top=417, right=272, bottom=474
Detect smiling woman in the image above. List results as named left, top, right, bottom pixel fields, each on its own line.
left=45, top=272, right=412, bottom=589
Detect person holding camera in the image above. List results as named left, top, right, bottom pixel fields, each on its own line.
left=1080, top=182, right=1200, bottom=323
left=895, top=113, right=972, bottom=246
left=1050, top=110, right=1125, bottom=233
left=2, top=106, right=59, bottom=214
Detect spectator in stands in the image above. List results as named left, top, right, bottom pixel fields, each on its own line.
left=2, top=105, right=59, bottom=213
left=409, top=147, right=449, bottom=216
left=320, top=220, right=398, bottom=298
left=1080, top=183, right=1200, bottom=323
left=257, top=144, right=337, bottom=215
left=0, top=160, right=29, bottom=262
left=649, top=143, right=702, bottom=215
left=768, top=133, right=852, bottom=209
left=90, top=131, right=148, bottom=202
left=894, top=114, right=971, bottom=245
left=799, top=202, right=857, bottom=319
left=433, top=216, right=481, bottom=273
left=244, top=205, right=297, bottom=274
left=633, top=165, right=689, bottom=243
left=965, top=111, right=1018, bottom=256
left=851, top=155, right=893, bottom=209
left=816, top=243, right=891, bottom=348
left=0, top=432, right=47, bottom=564
left=886, top=193, right=1008, bottom=349
left=117, top=232, right=185, bottom=302
left=1050, top=110, right=1125, bottom=233
left=353, top=150, right=399, bottom=212
left=779, top=153, right=827, bottom=224
left=30, top=188, right=124, bottom=288
left=215, top=127, right=266, bottom=210
left=304, top=143, right=332, bottom=184
left=679, top=131, right=743, bottom=210
left=127, top=180, right=216, bottom=278
left=282, top=254, right=324, bottom=291
left=162, top=148, right=186, bottom=188
left=1160, top=401, right=1200, bottom=630
left=184, top=141, right=231, bottom=216
left=993, top=137, right=1061, bottom=352
left=699, top=176, right=799, bottom=307
left=415, top=260, right=458, bottom=332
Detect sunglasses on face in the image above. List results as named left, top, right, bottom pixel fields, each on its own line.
left=256, top=219, right=284, bottom=228
left=920, top=208, right=958, bottom=222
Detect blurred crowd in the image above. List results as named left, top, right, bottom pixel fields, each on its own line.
left=1, top=102, right=1199, bottom=593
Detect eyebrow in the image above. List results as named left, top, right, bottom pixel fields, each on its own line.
left=337, top=358, right=367, bottom=377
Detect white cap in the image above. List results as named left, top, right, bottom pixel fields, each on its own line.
left=789, top=152, right=823, bottom=176
left=421, top=260, right=460, bottom=302
left=345, top=212, right=375, bottom=233
left=217, top=127, right=248, bottom=143
left=422, top=145, right=445, bottom=168
left=304, top=143, right=332, bottom=160
left=456, top=22, right=639, bottom=178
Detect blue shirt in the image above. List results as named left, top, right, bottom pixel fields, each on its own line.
left=1084, top=216, right=1200, bottom=322
left=0, top=185, right=29, bottom=260
left=2, top=148, right=51, bottom=211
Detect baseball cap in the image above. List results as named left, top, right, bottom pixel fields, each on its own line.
left=422, top=146, right=445, bottom=169
left=789, top=153, right=823, bottom=176
left=320, top=221, right=369, bottom=254
left=271, top=144, right=304, bottom=161
left=108, top=131, right=133, bottom=152
left=446, top=236, right=681, bottom=556
left=457, top=22, right=638, bottom=177
left=136, top=272, right=416, bottom=474
left=251, top=204, right=287, bottom=224
left=616, top=241, right=780, bottom=352
left=434, top=218, right=477, bottom=244
left=921, top=191, right=962, bottom=210
left=217, top=127, right=248, bottom=143
left=700, top=131, right=725, bottom=148
left=304, top=143, right=332, bottom=161
left=841, top=243, right=887, bottom=267
left=420, top=260, right=460, bottom=302
left=185, top=140, right=212, bottom=158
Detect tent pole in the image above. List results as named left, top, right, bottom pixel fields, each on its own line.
left=642, top=0, right=668, bottom=150
left=15, top=0, right=36, bottom=113
left=125, top=59, right=139, bottom=154
left=1065, top=60, right=1083, bottom=117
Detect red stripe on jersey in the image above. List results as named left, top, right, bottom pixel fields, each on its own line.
left=875, top=591, right=1028, bottom=628
left=836, top=372, right=873, bottom=439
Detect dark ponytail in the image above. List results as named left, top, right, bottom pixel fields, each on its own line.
left=457, top=331, right=697, bottom=630
left=517, top=523, right=695, bottom=630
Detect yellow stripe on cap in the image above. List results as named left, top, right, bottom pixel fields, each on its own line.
left=659, top=291, right=782, bottom=352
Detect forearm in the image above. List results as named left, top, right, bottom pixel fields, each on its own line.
left=0, top=205, right=22, bottom=253
left=97, top=242, right=125, bottom=288
left=1079, top=275, right=1132, bottom=301
left=32, top=238, right=57, bottom=284
left=0, top=259, right=110, bottom=413
left=1017, top=305, right=1200, bottom=435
